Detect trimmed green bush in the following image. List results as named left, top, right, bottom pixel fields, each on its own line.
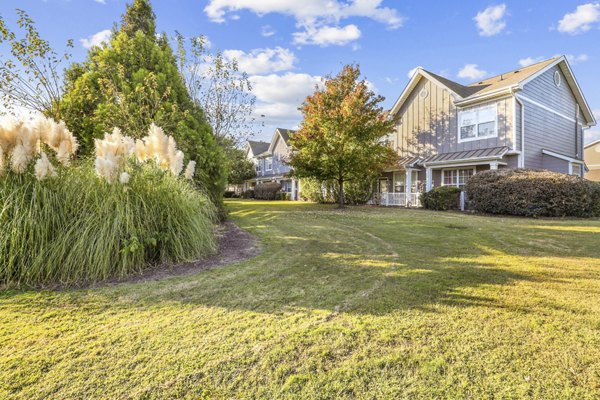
left=254, top=182, right=281, bottom=200
left=421, top=186, right=462, bottom=211
left=299, top=176, right=376, bottom=205
left=465, top=169, right=600, bottom=217
left=0, top=162, right=217, bottom=287
left=241, top=189, right=254, bottom=199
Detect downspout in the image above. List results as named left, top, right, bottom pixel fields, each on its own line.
left=512, top=88, right=525, bottom=168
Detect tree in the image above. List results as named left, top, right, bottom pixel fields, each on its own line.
left=0, top=9, right=73, bottom=119
left=222, top=141, right=256, bottom=185
left=60, top=0, right=226, bottom=206
left=175, top=34, right=257, bottom=147
left=289, top=65, right=397, bottom=208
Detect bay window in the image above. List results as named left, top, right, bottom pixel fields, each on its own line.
left=458, top=104, right=497, bottom=142
left=442, top=168, right=474, bottom=188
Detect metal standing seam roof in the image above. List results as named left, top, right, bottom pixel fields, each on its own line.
left=423, top=146, right=510, bottom=164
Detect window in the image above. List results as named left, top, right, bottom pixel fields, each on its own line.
left=458, top=104, right=497, bottom=142
left=266, top=157, right=273, bottom=171
left=442, top=168, right=474, bottom=188
left=255, top=162, right=261, bottom=173
left=419, top=88, right=429, bottom=99
left=571, top=163, right=582, bottom=177
left=393, top=172, right=405, bottom=193
left=554, top=70, right=561, bottom=87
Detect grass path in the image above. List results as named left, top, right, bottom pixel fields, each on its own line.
left=1, top=200, right=600, bottom=398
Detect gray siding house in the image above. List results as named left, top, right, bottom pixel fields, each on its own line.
left=378, top=56, right=596, bottom=206
left=244, top=128, right=300, bottom=199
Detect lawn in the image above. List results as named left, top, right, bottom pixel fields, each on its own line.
left=2, top=200, right=600, bottom=399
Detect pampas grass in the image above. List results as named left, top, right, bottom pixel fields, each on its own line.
left=0, top=118, right=217, bottom=287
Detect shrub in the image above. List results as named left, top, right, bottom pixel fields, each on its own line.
left=421, top=186, right=462, bottom=211
left=223, top=191, right=236, bottom=198
left=254, top=182, right=282, bottom=200
left=277, top=192, right=291, bottom=200
left=465, top=169, right=600, bottom=217
left=0, top=117, right=216, bottom=287
left=241, top=189, right=255, bottom=199
left=299, top=176, right=375, bottom=204
left=299, top=178, right=327, bottom=202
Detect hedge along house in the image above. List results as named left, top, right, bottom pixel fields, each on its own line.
left=378, top=55, right=596, bottom=207
left=243, top=128, right=300, bottom=200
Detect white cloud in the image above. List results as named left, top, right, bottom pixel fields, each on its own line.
left=80, top=29, right=111, bottom=49
left=261, top=25, right=275, bottom=37
left=457, top=64, right=488, bottom=81
left=204, top=0, right=404, bottom=28
left=407, top=66, right=421, bottom=79
left=474, top=4, right=507, bottom=36
left=293, top=24, right=361, bottom=46
left=222, top=47, right=296, bottom=74
left=518, top=56, right=544, bottom=67
left=249, top=73, right=322, bottom=125
left=518, top=54, right=589, bottom=67
left=565, top=53, right=590, bottom=64
left=94, top=0, right=106, bottom=4
left=205, top=0, right=404, bottom=47
left=558, top=3, right=600, bottom=34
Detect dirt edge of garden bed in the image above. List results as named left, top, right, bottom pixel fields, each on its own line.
left=97, top=221, right=261, bottom=287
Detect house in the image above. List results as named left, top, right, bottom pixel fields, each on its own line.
left=584, top=140, right=600, bottom=181
left=243, top=128, right=300, bottom=199
left=377, top=55, right=596, bottom=206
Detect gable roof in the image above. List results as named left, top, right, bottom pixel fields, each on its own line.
left=247, top=140, right=270, bottom=157
left=267, top=128, right=296, bottom=154
left=391, top=56, right=595, bottom=127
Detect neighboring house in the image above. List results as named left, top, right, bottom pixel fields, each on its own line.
left=584, top=140, right=600, bottom=181
left=243, top=128, right=300, bottom=199
left=378, top=55, right=596, bottom=206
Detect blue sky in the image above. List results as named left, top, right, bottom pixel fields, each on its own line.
left=1, top=0, right=599, bottom=142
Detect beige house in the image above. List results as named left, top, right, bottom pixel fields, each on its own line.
left=584, top=140, right=600, bottom=181
left=377, top=56, right=596, bottom=206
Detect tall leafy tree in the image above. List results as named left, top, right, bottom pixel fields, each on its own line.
left=60, top=0, right=226, bottom=205
left=289, top=65, right=397, bottom=208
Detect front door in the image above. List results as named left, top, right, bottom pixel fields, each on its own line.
left=379, top=179, right=389, bottom=193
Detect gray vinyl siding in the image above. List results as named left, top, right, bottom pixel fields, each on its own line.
left=521, top=65, right=583, bottom=170
left=254, top=134, right=292, bottom=179
left=392, top=77, right=515, bottom=158
left=542, top=154, right=569, bottom=174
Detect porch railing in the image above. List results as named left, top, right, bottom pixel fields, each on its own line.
left=378, top=192, right=422, bottom=207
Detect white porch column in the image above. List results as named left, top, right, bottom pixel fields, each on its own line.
left=425, top=167, right=433, bottom=192
left=291, top=179, right=297, bottom=200
left=490, top=161, right=499, bottom=170
left=405, top=169, right=412, bottom=207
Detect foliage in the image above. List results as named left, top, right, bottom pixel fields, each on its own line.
left=59, top=0, right=226, bottom=206
left=223, top=140, right=256, bottom=184
left=0, top=9, right=73, bottom=119
left=299, top=177, right=325, bottom=203
left=254, top=182, right=281, bottom=200
left=241, top=189, right=254, bottom=199
left=299, top=175, right=376, bottom=205
left=0, top=116, right=215, bottom=287
left=421, top=186, right=462, bottom=211
left=175, top=33, right=257, bottom=146
left=466, top=169, right=600, bottom=217
left=289, top=64, right=397, bottom=208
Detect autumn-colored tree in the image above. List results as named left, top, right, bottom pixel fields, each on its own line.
left=289, top=65, right=397, bottom=208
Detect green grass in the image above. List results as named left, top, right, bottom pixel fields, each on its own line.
left=2, top=199, right=600, bottom=398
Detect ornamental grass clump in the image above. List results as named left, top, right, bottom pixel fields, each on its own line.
left=0, top=117, right=216, bottom=287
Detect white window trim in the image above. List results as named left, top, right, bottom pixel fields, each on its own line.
left=569, top=162, right=583, bottom=176
left=457, top=103, right=498, bottom=143
left=265, top=157, right=273, bottom=171
left=441, top=167, right=476, bottom=188
left=392, top=171, right=405, bottom=193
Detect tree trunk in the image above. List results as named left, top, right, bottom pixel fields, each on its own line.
left=337, top=178, right=345, bottom=209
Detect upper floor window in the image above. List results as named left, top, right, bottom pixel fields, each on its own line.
left=255, top=162, right=261, bottom=173
left=458, top=104, right=497, bottom=143
left=266, top=157, right=273, bottom=171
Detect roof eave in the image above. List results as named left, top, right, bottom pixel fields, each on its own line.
left=454, top=87, right=517, bottom=107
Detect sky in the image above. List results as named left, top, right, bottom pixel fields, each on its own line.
left=1, top=0, right=599, bottom=143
